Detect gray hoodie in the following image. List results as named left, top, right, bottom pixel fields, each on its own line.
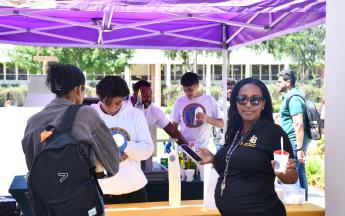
left=22, top=97, right=119, bottom=177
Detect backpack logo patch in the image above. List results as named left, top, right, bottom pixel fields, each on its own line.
left=58, top=172, right=69, bottom=182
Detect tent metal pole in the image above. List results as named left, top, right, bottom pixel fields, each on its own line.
left=30, top=30, right=94, bottom=44
left=226, top=12, right=260, bottom=45
left=222, top=25, right=229, bottom=126
left=194, top=16, right=265, bottom=30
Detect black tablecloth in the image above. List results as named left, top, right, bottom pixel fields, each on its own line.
left=146, top=180, right=203, bottom=202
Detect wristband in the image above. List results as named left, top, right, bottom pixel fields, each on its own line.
left=296, top=148, right=303, bottom=152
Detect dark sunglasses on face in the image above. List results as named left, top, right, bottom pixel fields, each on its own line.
left=236, top=95, right=263, bottom=106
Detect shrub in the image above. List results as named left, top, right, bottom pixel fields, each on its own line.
left=210, top=86, right=221, bottom=101
left=306, top=135, right=325, bottom=189
left=0, top=85, right=27, bottom=106
left=299, top=84, right=324, bottom=104
left=162, top=85, right=182, bottom=107
left=306, top=155, right=325, bottom=189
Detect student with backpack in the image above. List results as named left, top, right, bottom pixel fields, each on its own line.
left=277, top=69, right=315, bottom=201
left=22, top=63, right=120, bottom=216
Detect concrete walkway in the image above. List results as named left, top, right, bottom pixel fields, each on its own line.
left=308, top=187, right=325, bottom=208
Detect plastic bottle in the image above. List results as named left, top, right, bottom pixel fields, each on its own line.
left=168, top=145, right=181, bottom=207
left=135, top=89, right=144, bottom=112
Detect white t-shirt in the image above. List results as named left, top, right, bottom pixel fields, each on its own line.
left=143, top=103, right=170, bottom=155
left=171, top=93, right=221, bottom=149
left=91, top=102, right=154, bottom=195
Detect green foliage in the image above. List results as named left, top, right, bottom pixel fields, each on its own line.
left=53, top=48, right=133, bottom=74
left=0, top=85, right=27, bottom=107
left=9, top=46, right=43, bottom=73
left=249, top=24, right=325, bottom=85
left=298, top=84, right=324, bottom=105
left=308, top=136, right=325, bottom=158
left=163, top=50, right=222, bottom=72
left=306, top=155, right=325, bottom=189
left=306, top=135, right=325, bottom=189
left=164, top=106, right=172, bottom=115
left=162, top=85, right=182, bottom=107
left=210, top=86, right=222, bottom=101
left=266, top=84, right=281, bottom=113
left=9, top=46, right=134, bottom=75
left=266, top=83, right=323, bottom=113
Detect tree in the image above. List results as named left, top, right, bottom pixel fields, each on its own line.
left=250, top=24, right=325, bottom=85
left=9, top=46, right=134, bottom=75
left=163, top=50, right=222, bottom=72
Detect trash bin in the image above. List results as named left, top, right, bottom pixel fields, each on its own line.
left=8, top=175, right=33, bottom=216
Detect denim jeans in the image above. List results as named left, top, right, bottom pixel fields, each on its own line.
left=291, top=140, right=310, bottom=201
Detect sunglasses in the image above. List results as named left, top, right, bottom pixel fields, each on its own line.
left=236, top=95, right=263, bottom=106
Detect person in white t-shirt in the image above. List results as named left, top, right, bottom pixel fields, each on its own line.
left=91, top=76, right=154, bottom=204
left=131, top=80, right=188, bottom=146
left=130, top=80, right=189, bottom=171
left=171, top=72, right=224, bottom=150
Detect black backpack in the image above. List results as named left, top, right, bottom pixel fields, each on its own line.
left=286, top=94, right=322, bottom=140
left=27, top=105, right=104, bottom=216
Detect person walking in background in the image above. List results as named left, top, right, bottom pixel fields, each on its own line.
left=198, top=78, right=297, bottom=216
left=92, top=76, right=154, bottom=204
left=213, top=78, right=236, bottom=150
left=277, top=69, right=311, bottom=200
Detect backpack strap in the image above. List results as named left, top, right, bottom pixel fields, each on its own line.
left=285, top=94, right=306, bottom=113
left=58, top=104, right=84, bottom=134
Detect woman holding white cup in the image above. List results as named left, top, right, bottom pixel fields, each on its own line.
left=197, top=78, right=297, bottom=216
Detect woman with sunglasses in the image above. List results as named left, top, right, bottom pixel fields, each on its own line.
left=198, top=78, right=297, bottom=216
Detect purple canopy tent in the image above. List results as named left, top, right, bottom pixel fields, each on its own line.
left=0, top=0, right=326, bottom=119
left=0, top=0, right=325, bottom=50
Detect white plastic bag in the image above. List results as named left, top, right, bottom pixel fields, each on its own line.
left=203, top=164, right=219, bottom=209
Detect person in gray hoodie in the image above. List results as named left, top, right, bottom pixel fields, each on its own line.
left=22, top=63, right=120, bottom=177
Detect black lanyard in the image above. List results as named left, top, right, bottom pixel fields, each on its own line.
left=220, top=127, right=253, bottom=196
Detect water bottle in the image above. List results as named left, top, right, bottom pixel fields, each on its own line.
left=168, top=146, right=181, bottom=207
left=135, top=89, right=144, bottom=112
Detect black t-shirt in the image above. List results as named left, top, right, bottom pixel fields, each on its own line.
left=213, top=118, right=293, bottom=214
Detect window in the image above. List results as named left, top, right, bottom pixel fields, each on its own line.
left=197, top=65, right=204, bottom=80
left=18, top=68, right=27, bottom=80
left=261, top=65, right=269, bottom=80
left=233, top=65, right=242, bottom=81
left=170, top=64, right=175, bottom=81
left=251, top=65, right=260, bottom=79
left=175, top=65, right=183, bottom=80
left=0, top=63, right=3, bottom=80
left=214, top=65, right=222, bottom=80
left=6, top=63, right=15, bottom=80
left=161, top=64, right=165, bottom=81
left=271, top=65, right=279, bottom=80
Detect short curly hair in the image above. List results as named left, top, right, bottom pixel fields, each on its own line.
left=46, top=63, right=85, bottom=97
left=181, top=72, right=199, bottom=87
left=96, top=76, right=130, bottom=101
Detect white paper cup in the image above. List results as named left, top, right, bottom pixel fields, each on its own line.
left=198, top=165, right=204, bottom=181
left=273, top=150, right=289, bottom=173
left=185, top=169, right=195, bottom=182
left=180, top=169, right=186, bottom=181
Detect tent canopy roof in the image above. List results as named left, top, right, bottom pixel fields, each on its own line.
left=0, top=0, right=325, bottom=50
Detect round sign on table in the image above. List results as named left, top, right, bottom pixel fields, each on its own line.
left=113, top=133, right=127, bottom=152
